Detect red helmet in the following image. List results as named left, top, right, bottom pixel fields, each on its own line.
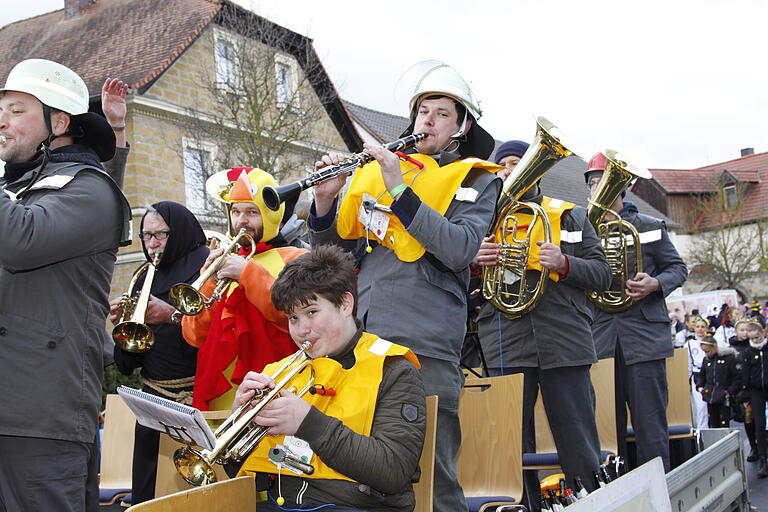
left=587, top=152, right=607, bottom=172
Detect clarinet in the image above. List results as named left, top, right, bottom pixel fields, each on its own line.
left=262, top=133, right=427, bottom=211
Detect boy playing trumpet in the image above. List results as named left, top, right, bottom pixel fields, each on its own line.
left=233, top=246, right=426, bottom=511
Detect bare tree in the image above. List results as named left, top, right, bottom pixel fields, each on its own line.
left=182, top=4, right=339, bottom=183
left=687, top=182, right=768, bottom=292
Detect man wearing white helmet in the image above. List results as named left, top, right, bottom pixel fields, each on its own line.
left=0, top=59, right=130, bottom=511
left=309, top=62, right=502, bottom=511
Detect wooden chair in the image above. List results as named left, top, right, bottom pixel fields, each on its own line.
left=457, top=374, right=526, bottom=512
left=99, top=394, right=136, bottom=505
left=413, top=395, right=438, bottom=512
left=155, top=409, right=232, bottom=498
left=626, top=348, right=694, bottom=441
left=523, top=359, right=618, bottom=470
left=126, top=475, right=255, bottom=511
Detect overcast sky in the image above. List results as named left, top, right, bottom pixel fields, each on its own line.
left=3, top=0, right=766, bottom=169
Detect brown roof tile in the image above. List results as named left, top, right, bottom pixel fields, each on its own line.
left=0, top=0, right=222, bottom=95
left=0, top=0, right=362, bottom=151
left=648, top=152, right=768, bottom=229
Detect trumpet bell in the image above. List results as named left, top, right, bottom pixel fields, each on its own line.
left=112, top=321, right=155, bottom=353
left=169, top=283, right=206, bottom=316
left=173, top=446, right=217, bottom=486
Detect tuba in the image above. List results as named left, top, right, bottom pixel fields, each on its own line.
left=112, top=254, right=161, bottom=353
left=481, top=116, right=576, bottom=318
left=173, top=343, right=315, bottom=486
left=169, top=228, right=256, bottom=316
left=586, top=149, right=651, bottom=312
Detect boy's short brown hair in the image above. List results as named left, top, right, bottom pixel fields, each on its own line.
left=746, top=321, right=763, bottom=334
left=271, top=245, right=358, bottom=316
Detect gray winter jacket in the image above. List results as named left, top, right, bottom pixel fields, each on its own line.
left=0, top=156, right=130, bottom=443
left=591, top=202, right=688, bottom=365
left=477, top=203, right=611, bottom=370
left=310, top=154, right=501, bottom=363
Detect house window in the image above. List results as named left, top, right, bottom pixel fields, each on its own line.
left=213, top=29, right=241, bottom=90
left=182, top=139, right=217, bottom=214
left=215, top=39, right=236, bottom=87
left=723, top=184, right=737, bottom=210
left=275, top=54, right=298, bottom=106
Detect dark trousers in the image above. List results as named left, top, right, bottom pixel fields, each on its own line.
left=749, top=389, right=767, bottom=457
left=0, top=435, right=95, bottom=512
left=490, top=365, right=601, bottom=512
left=419, top=356, right=468, bottom=512
left=707, top=404, right=731, bottom=428
left=614, top=347, right=670, bottom=471
left=131, top=422, right=161, bottom=504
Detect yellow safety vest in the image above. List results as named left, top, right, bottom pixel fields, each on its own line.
left=240, top=332, right=420, bottom=481
left=337, top=154, right=500, bottom=262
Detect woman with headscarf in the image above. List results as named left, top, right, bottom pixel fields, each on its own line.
left=109, top=201, right=209, bottom=504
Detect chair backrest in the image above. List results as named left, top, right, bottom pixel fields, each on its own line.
left=127, top=475, right=255, bottom=512
left=532, top=359, right=617, bottom=463
left=457, top=374, right=524, bottom=500
left=666, top=348, right=694, bottom=438
left=101, top=394, right=136, bottom=491
left=155, top=409, right=232, bottom=497
left=413, top=395, right=438, bottom=512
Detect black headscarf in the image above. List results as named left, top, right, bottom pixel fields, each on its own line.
left=140, top=201, right=208, bottom=297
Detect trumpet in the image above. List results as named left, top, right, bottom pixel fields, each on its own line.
left=261, top=133, right=427, bottom=211
left=169, top=228, right=256, bottom=316
left=587, top=149, right=652, bottom=312
left=173, top=342, right=315, bottom=486
left=112, top=254, right=160, bottom=353
left=481, top=116, right=575, bottom=317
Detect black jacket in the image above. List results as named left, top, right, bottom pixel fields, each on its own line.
left=695, top=347, right=740, bottom=405
left=740, top=343, right=768, bottom=396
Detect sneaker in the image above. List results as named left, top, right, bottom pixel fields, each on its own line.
left=747, top=448, right=758, bottom=462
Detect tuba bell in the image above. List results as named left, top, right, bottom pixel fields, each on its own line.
left=112, top=254, right=161, bottom=353
left=481, top=116, right=576, bottom=317
left=169, top=228, right=256, bottom=316
left=586, top=149, right=652, bottom=312
left=173, top=342, right=315, bottom=486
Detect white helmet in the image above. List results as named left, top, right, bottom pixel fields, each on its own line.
left=400, top=61, right=495, bottom=159
left=0, top=59, right=89, bottom=115
left=408, top=62, right=482, bottom=122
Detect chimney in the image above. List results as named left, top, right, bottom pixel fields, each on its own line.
left=741, top=147, right=754, bottom=157
left=65, top=0, right=96, bottom=19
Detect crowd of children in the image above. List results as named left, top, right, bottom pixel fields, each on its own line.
left=678, top=308, right=768, bottom=478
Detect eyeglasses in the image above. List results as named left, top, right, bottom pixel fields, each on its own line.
left=140, top=230, right=170, bottom=241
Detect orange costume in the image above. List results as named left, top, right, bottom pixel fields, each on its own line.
left=182, top=167, right=307, bottom=410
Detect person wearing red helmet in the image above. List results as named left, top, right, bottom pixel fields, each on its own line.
left=585, top=151, right=687, bottom=472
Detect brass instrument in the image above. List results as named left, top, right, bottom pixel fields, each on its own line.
left=173, top=342, right=315, bottom=486
left=481, top=116, right=576, bottom=317
left=169, top=228, right=256, bottom=316
left=112, top=254, right=161, bottom=353
left=586, top=149, right=652, bottom=312
left=261, top=133, right=427, bottom=211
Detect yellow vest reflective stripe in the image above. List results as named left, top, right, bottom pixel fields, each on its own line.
left=239, top=332, right=419, bottom=481
left=337, top=155, right=501, bottom=262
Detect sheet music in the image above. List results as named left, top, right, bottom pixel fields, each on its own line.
left=117, top=386, right=216, bottom=450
